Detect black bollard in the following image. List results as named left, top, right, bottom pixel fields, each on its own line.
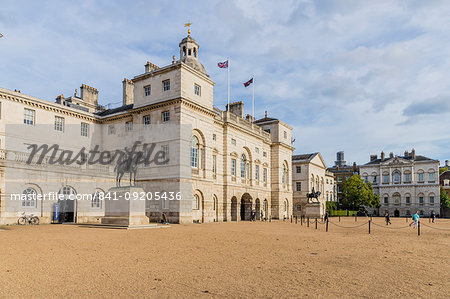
left=368, top=220, right=371, bottom=234
left=307, top=217, right=310, bottom=227
left=291, top=216, right=293, bottom=223
left=406, top=216, right=408, bottom=223
left=295, top=216, right=298, bottom=224
left=269, top=216, right=271, bottom=222
left=315, top=218, right=317, bottom=230
left=355, top=215, right=357, bottom=222
left=339, top=215, right=341, bottom=222
left=301, top=216, right=303, bottom=226
left=418, top=221, right=420, bottom=236
left=326, top=218, right=329, bottom=232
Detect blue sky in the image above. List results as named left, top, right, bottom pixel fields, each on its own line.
left=1, top=0, right=449, bottom=166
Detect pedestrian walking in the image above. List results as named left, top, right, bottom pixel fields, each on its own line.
left=410, top=211, right=420, bottom=228
left=385, top=211, right=391, bottom=225
left=431, top=211, right=435, bottom=223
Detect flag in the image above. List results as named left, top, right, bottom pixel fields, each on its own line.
left=243, top=78, right=253, bottom=87
left=218, top=60, right=228, bottom=68
left=291, top=138, right=296, bottom=145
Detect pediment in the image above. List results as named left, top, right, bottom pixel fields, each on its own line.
left=381, top=156, right=411, bottom=166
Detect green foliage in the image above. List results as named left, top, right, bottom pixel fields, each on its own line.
left=342, top=175, right=379, bottom=209
left=441, top=187, right=450, bottom=208
left=440, top=167, right=449, bottom=175
left=326, top=201, right=338, bottom=211
left=329, top=210, right=358, bottom=216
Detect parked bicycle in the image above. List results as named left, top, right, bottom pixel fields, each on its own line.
left=17, top=212, right=40, bottom=225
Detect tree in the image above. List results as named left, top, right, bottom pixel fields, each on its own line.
left=441, top=187, right=450, bottom=208
left=342, top=175, right=379, bottom=210
left=440, top=167, right=449, bottom=175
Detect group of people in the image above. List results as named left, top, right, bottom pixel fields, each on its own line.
left=250, top=210, right=265, bottom=221
left=384, top=210, right=433, bottom=228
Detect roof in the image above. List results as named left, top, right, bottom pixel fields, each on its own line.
left=95, top=104, right=133, bottom=116
left=179, top=35, right=198, bottom=47
left=253, top=117, right=278, bottom=124
left=363, top=155, right=437, bottom=166
left=292, top=153, right=318, bottom=162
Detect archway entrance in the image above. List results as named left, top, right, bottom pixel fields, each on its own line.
left=231, top=197, right=238, bottom=221
left=394, top=209, right=400, bottom=217
left=255, top=199, right=261, bottom=220
left=59, top=186, right=76, bottom=223
left=240, top=193, right=253, bottom=221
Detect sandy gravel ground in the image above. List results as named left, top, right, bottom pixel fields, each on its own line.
left=1, top=217, right=449, bottom=298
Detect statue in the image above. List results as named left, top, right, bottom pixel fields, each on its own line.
left=114, top=147, right=140, bottom=187
left=306, top=187, right=321, bottom=204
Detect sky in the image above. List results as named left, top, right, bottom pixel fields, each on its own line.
left=1, top=0, right=449, bottom=166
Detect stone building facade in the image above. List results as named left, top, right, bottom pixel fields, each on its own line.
left=0, top=32, right=294, bottom=225
left=359, top=149, right=440, bottom=217
left=292, top=153, right=336, bottom=217
left=327, top=151, right=359, bottom=205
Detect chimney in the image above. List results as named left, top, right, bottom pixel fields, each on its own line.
left=404, top=150, right=409, bottom=157
left=411, top=148, right=416, bottom=159
left=80, top=84, right=98, bottom=106
left=226, top=101, right=244, bottom=118
left=381, top=151, right=385, bottom=160
left=370, top=154, right=377, bottom=161
left=446, top=160, right=449, bottom=167
left=145, top=61, right=159, bottom=73
left=246, top=114, right=255, bottom=123
left=122, top=78, right=134, bottom=106
left=55, top=94, right=64, bottom=104
left=352, top=162, right=357, bottom=173
left=389, top=152, right=394, bottom=158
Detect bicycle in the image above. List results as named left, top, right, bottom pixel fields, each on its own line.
left=17, top=212, right=40, bottom=225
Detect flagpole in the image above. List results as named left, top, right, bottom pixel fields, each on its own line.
left=252, top=75, right=255, bottom=119
left=227, top=57, right=230, bottom=110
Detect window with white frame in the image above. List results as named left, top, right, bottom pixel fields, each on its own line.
left=296, top=182, right=301, bottom=191
left=393, top=171, right=400, bottom=183
left=193, top=194, right=199, bottom=210
left=144, top=85, right=151, bottom=96
left=125, top=121, right=133, bottom=132
left=231, top=159, right=236, bottom=176
left=263, top=168, right=267, bottom=183
left=162, top=111, right=170, bottom=122
left=108, top=125, right=115, bottom=135
left=430, top=195, right=435, bottom=205
left=194, top=84, right=201, bottom=96
left=337, top=176, right=342, bottom=182
left=54, top=116, right=64, bottom=132
left=162, top=195, right=169, bottom=209
left=161, top=145, right=169, bottom=165
left=240, top=154, right=246, bottom=178
left=81, top=122, right=89, bottom=137
left=404, top=172, right=411, bottom=183
left=143, top=115, right=151, bottom=126
left=24, top=108, right=35, bottom=125
left=212, top=155, right=217, bottom=174
left=255, top=165, right=259, bottom=180
left=163, top=79, right=170, bottom=91
left=383, top=173, right=389, bottom=183
left=22, top=187, right=37, bottom=207
left=91, top=191, right=102, bottom=208
left=191, top=136, right=199, bottom=168
left=418, top=172, right=424, bottom=182
left=429, top=172, right=435, bottom=181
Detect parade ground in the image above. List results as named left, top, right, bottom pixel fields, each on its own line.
left=1, top=217, right=449, bottom=298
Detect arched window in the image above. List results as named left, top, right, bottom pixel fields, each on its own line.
left=393, top=171, right=400, bottom=183
left=193, top=194, right=199, bottom=210
left=284, top=200, right=287, bottom=212
left=60, top=186, right=76, bottom=198
left=241, top=154, right=246, bottom=178
left=191, top=136, right=199, bottom=168
left=193, top=48, right=197, bottom=57
left=22, top=188, right=37, bottom=207
left=282, top=164, right=288, bottom=184
left=183, top=46, right=186, bottom=56
left=213, top=196, right=216, bottom=210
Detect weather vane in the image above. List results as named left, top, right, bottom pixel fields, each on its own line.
left=184, top=21, right=192, bottom=36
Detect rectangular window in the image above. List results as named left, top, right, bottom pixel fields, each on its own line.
left=231, top=159, right=236, bottom=176
left=384, top=197, right=388, bottom=204
left=108, top=125, right=115, bottom=135
left=419, top=196, right=424, bottom=205
left=162, top=111, right=170, bottom=122
left=296, top=166, right=301, bottom=173
left=255, top=165, right=259, bottom=180
left=363, top=176, right=368, bottom=183
left=231, top=138, right=236, bottom=146
left=338, top=186, right=342, bottom=193
left=161, top=145, right=169, bottom=165
left=194, top=84, right=201, bottom=96
left=430, top=196, right=434, bottom=205
left=144, top=85, right=151, bottom=96
left=406, top=196, right=411, bottom=204
left=263, top=168, right=268, bottom=183
left=54, top=116, right=64, bottom=132
left=263, top=151, right=267, bottom=157
left=373, top=176, right=377, bottom=184
left=81, top=122, right=89, bottom=137
left=125, top=121, right=133, bottom=132
left=429, top=173, right=435, bottom=181
left=418, top=173, right=424, bottom=182
left=212, top=134, right=216, bottom=141
left=296, top=205, right=302, bottom=211
left=143, top=115, right=151, bottom=126
left=255, top=147, right=259, bottom=154
left=212, top=155, right=217, bottom=174
left=163, top=79, right=170, bottom=91
left=405, top=173, right=411, bottom=182
left=337, top=177, right=342, bottom=182
left=296, top=182, right=301, bottom=191
left=24, top=108, right=35, bottom=125
left=284, top=131, right=287, bottom=139
left=383, top=175, right=389, bottom=183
